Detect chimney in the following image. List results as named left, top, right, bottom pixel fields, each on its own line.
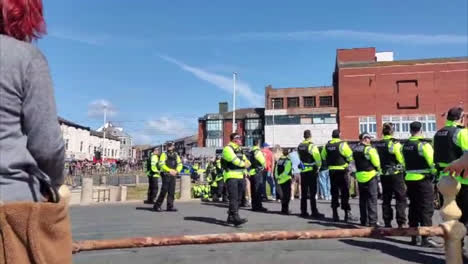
left=219, top=102, right=228, bottom=114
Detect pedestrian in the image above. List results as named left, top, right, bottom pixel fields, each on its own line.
left=262, top=143, right=276, bottom=201
left=321, top=129, right=357, bottom=222
left=144, top=148, right=161, bottom=204
left=374, top=123, right=407, bottom=228
left=154, top=142, right=182, bottom=212
left=275, top=148, right=293, bottom=215
left=222, top=133, right=250, bottom=226
left=318, top=165, right=331, bottom=201
left=297, top=130, right=324, bottom=218
left=289, top=150, right=302, bottom=201
left=0, top=0, right=72, bottom=262
left=434, top=107, right=468, bottom=250
left=212, top=155, right=227, bottom=202
left=353, top=132, right=382, bottom=227
left=402, top=121, right=442, bottom=248
left=248, top=139, right=267, bottom=212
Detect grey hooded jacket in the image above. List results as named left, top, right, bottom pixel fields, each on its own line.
left=0, top=35, right=64, bottom=202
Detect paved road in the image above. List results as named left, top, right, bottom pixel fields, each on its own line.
left=71, top=199, right=446, bottom=264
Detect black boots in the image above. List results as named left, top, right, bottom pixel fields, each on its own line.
left=344, top=210, right=358, bottom=222
left=332, top=208, right=339, bottom=222
left=227, top=213, right=247, bottom=226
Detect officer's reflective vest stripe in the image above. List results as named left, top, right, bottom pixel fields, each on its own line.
left=325, top=141, right=347, bottom=168
left=403, top=140, right=430, bottom=181
left=276, top=157, right=292, bottom=185
left=223, top=144, right=245, bottom=180
left=353, top=143, right=377, bottom=183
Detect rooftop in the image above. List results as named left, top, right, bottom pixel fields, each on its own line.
left=58, top=117, right=90, bottom=131
left=90, top=130, right=120, bottom=141
left=340, top=56, right=468, bottom=68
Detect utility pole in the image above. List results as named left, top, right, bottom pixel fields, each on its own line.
left=103, top=105, right=107, bottom=159
left=232, top=72, right=237, bottom=133
left=272, top=99, right=275, bottom=146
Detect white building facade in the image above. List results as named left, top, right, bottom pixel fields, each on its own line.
left=264, top=86, right=338, bottom=148
left=59, top=117, right=120, bottom=161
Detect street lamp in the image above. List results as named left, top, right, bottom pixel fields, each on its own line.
left=271, top=98, right=275, bottom=146
left=232, top=72, right=237, bottom=133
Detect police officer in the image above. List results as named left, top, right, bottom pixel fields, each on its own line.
left=222, top=133, right=250, bottom=226
left=374, top=123, right=407, bottom=228
left=145, top=148, right=161, bottom=204
left=212, top=155, right=227, bottom=202
left=403, top=121, right=441, bottom=248
left=434, top=107, right=468, bottom=249
left=353, top=132, right=381, bottom=227
left=275, top=147, right=293, bottom=215
left=321, top=129, right=356, bottom=222
left=154, top=142, right=182, bottom=212
left=297, top=130, right=324, bottom=218
left=249, top=139, right=267, bottom=212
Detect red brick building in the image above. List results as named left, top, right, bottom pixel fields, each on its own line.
left=334, top=47, right=468, bottom=140
left=198, top=103, right=264, bottom=148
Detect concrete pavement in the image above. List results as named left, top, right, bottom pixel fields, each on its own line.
left=72, top=199, right=446, bottom=264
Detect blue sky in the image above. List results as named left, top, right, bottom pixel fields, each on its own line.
left=39, top=0, right=468, bottom=144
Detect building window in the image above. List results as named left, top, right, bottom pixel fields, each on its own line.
left=80, top=141, right=83, bottom=152
left=287, top=97, right=299, bottom=108
left=359, top=116, right=377, bottom=135
left=382, top=114, right=436, bottom=138
left=206, top=120, right=222, bottom=131
left=303, top=96, right=316, bottom=108
left=205, top=138, right=223, bottom=148
left=245, top=119, right=261, bottom=130
left=272, top=98, right=284, bottom=109
left=319, top=96, right=333, bottom=107
left=65, top=139, right=69, bottom=151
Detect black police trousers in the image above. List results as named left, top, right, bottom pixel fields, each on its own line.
left=226, top=178, right=244, bottom=216
left=300, top=170, right=319, bottom=214
left=250, top=170, right=264, bottom=210
left=146, top=175, right=159, bottom=202
left=358, top=176, right=379, bottom=226
left=280, top=179, right=292, bottom=213
left=217, top=179, right=227, bottom=201
left=406, top=177, right=434, bottom=227
left=381, top=172, right=407, bottom=226
left=155, top=173, right=176, bottom=209
left=456, top=184, right=468, bottom=230
left=329, top=169, right=351, bottom=211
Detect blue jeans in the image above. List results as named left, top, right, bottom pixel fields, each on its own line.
left=262, top=171, right=276, bottom=199
left=318, top=170, right=331, bottom=199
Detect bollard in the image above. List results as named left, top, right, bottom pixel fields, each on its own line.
left=80, top=177, right=93, bottom=204
left=438, top=175, right=467, bottom=264
left=135, top=174, right=140, bottom=186
left=179, top=175, right=191, bottom=201
left=100, top=175, right=107, bottom=186
left=119, top=185, right=127, bottom=202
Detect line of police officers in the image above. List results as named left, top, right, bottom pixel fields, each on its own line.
left=217, top=107, right=467, bottom=249
left=143, top=107, right=467, bottom=250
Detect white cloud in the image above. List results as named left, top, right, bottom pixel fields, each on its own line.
left=88, top=99, right=118, bottom=119
left=192, top=29, right=468, bottom=45
left=146, top=116, right=196, bottom=138
left=48, top=28, right=110, bottom=46
left=158, top=55, right=263, bottom=107
left=130, top=116, right=197, bottom=145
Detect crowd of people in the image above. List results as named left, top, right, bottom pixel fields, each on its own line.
left=64, top=160, right=142, bottom=176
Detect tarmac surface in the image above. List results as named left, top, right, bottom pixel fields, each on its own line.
left=71, top=198, right=447, bottom=264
